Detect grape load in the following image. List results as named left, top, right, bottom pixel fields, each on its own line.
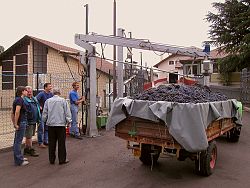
left=133, top=84, right=228, bottom=103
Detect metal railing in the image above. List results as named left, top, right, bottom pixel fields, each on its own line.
left=241, top=68, right=250, bottom=105
left=0, top=72, right=83, bottom=150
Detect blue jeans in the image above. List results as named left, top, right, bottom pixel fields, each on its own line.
left=13, top=121, right=27, bottom=165
left=70, top=104, right=79, bottom=136
left=38, top=119, right=48, bottom=144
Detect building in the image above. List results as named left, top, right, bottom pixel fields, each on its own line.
left=153, top=54, right=194, bottom=83
left=0, top=35, right=113, bottom=108
left=96, top=58, right=113, bottom=108
left=153, top=47, right=232, bottom=84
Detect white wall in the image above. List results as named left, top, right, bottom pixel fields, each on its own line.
left=156, top=55, right=184, bottom=80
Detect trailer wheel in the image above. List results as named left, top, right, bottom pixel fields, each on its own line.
left=139, top=144, right=160, bottom=165
left=195, top=141, right=217, bottom=176
left=227, top=127, right=241, bottom=142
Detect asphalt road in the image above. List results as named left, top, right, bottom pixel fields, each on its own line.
left=0, top=111, right=249, bottom=188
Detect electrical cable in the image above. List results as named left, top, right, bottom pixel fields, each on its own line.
left=65, top=56, right=77, bottom=81
left=90, top=54, right=204, bottom=80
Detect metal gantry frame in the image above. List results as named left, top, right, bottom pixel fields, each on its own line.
left=75, top=29, right=209, bottom=137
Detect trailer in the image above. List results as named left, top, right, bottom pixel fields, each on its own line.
left=107, top=98, right=242, bottom=176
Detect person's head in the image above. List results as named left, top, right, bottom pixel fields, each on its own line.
left=44, top=83, right=52, bottom=92
left=25, top=86, right=33, bottom=98
left=52, top=88, right=61, bottom=96
left=15, top=86, right=28, bottom=97
left=72, top=82, right=80, bottom=91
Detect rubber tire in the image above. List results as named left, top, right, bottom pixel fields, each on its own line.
left=195, top=140, right=217, bottom=176
left=139, top=144, right=160, bottom=165
left=227, top=127, right=241, bottom=142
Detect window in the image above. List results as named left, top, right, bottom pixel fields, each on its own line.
left=213, top=63, right=219, bottom=73
left=2, top=60, right=13, bottom=90
left=1, top=54, right=14, bottom=90
left=169, top=73, right=178, bottom=83
left=184, top=64, right=200, bottom=76
left=193, top=65, right=198, bottom=75
left=169, top=61, right=174, bottom=65
left=33, top=41, right=47, bottom=74
left=15, top=54, right=28, bottom=87
left=184, top=65, right=191, bottom=75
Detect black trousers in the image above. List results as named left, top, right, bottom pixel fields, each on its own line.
left=48, top=126, right=66, bottom=164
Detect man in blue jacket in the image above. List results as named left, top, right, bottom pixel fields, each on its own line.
left=68, top=82, right=85, bottom=139
left=36, top=83, right=53, bottom=147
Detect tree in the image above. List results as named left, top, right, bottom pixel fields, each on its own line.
left=206, top=0, right=250, bottom=71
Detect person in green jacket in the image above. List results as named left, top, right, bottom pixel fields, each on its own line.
left=23, top=86, right=41, bottom=157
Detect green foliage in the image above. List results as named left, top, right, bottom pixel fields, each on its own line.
left=218, top=55, right=239, bottom=85
left=218, top=53, right=250, bottom=85
left=206, top=0, right=250, bottom=73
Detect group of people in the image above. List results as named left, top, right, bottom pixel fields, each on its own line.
left=11, top=82, right=85, bottom=166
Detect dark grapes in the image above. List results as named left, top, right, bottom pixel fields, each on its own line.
left=133, top=84, right=228, bottom=103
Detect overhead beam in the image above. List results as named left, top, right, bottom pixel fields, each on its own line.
left=75, top=35, right=95, bottom=55
left=75, top=33, right=208, bottom=57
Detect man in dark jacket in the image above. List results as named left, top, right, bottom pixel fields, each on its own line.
left=23, top=86, right=41, bottom=157
left=36, top=83, right=53, bottom=147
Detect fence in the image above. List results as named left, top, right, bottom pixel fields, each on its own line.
left=241, top=68, right=250, bottom=105
left=0, top=72, right=83, bottom=150
left=0, top=64, right=156, bottom=150
left=209, top=69, right=250, bottom=105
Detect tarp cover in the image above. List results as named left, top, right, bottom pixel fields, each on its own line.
left=106, top=98, right=242, bottom=152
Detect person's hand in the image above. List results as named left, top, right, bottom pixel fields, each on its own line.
left=66, top=123, right=71, bottom=128
left=81, top=96, right=86, bottom=104
left=14, top=124, right=19, bottom=130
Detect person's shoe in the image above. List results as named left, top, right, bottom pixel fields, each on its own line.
left=38, top=144, right=47, bottom=148
left=43, top=142, right=49, bottom=146
left=23, top=158, right=28, bottom=161
left=24, top=148, right=31, bottom=155
left=30, top=148, right=39, bottom=157
left=70, top=133, right=75, bottom=138
left=20, top=160, right=29, bottom=166
left=74, top=135, right=83, bottom=140
left=59, top=159, right=69, bottom=165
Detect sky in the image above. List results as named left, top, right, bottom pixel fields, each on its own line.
left=0, top=0, right=223, bottom=66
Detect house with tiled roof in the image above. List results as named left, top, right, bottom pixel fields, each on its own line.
left=153, top=53, right=197, bottom=83
left=0, top=35, right=113, bottom=108
left=153, top=47, right=234, bottom=84
left=153, top=47, right=207, bottom=83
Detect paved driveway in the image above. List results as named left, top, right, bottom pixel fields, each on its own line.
left=0, top=111, right=250, bottom=188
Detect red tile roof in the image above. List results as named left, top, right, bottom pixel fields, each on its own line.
left=0, top=35, right=114, bottom=75
left=28, top=36, right=79, bottom=54
left=209, top=48, right=228, bottom=59
left=29, top=36, right=113, bottom=75
left=96, top=58, right=113, bottom=76
left=153, top=54, right=195, bottom=67
left=153, top=47, right=203, bottom=67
